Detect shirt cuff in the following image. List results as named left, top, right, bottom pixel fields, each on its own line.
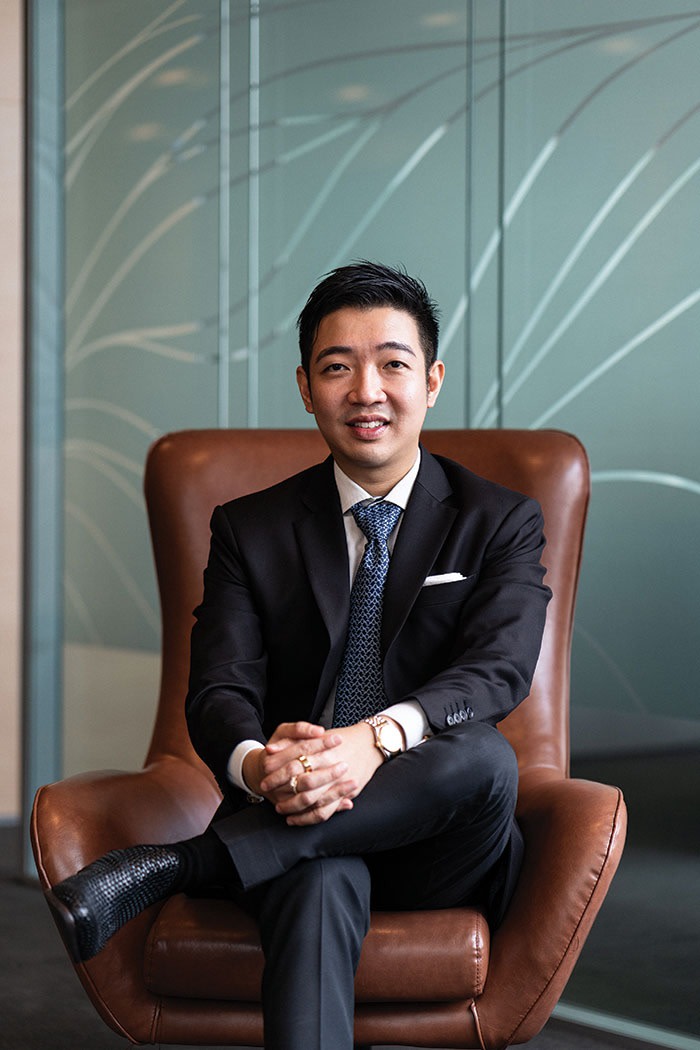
left=381, top=700, right=431, bottom=750
left=228, top=740, right=266, bottom=797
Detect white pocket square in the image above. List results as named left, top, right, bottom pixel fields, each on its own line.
left=422, top=572, right=469, bottom=587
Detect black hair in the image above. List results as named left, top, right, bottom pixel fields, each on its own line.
left=297, top=261, right=440, bottom=376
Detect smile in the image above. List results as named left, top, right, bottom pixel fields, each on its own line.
left=346, top=419, right=390, bottom=438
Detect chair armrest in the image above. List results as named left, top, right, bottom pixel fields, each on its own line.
left=473, top=772, right=626, bottom=1049
left=31, top=756, right=221, bottom=887
left=30, top=757, right=222, bottom=1045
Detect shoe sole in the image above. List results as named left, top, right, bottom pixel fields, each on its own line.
left=44, top=888, right=89, bottom=964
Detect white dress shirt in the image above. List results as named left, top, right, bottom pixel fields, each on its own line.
left=228, top=451, right=430, bottom=793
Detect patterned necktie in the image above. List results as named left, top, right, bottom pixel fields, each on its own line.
left=332, top=500, right=402, bottom=727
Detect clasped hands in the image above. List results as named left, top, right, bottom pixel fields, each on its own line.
left=242, top=720, right=394, bottom=826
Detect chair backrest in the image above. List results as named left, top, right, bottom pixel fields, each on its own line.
left=143, top=428, right=589, bottom=780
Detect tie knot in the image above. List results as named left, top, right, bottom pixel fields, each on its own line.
left=351, top=500, right=402, bottom=544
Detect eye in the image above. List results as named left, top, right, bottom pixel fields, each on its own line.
left=322, top=361, right=348, bottom=373
left=386, top=359, right=408, bottom=370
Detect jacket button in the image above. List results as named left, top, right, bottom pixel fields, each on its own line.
left=446, top=714, right=454, bottom=726
left=466, top=707, right=474, bottom=720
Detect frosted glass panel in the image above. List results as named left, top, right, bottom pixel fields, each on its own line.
left=498, top=3, right=700, bottom=743
left=62, top=1, right=224, bottom=773
left=64, top=1, right=222, bottom=658
left=249, top=0, right=471, bottom=427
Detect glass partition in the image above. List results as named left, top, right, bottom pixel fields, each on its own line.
left=62, top=0, right=223, bottom=771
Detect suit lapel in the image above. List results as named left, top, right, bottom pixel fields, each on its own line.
left=293, top=459, right=351, bottom=712
left=382, top=449, right=457, bottom=652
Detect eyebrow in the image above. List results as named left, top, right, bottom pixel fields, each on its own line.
left=315, top=341, right=417, bottom=362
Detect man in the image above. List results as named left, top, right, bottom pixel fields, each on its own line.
left=47, top=262, right=551, bottom=1050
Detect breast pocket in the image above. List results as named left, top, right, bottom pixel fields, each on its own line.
left=414, top=575, right=477, bottom=607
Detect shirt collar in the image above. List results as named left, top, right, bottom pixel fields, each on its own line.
left=333, top=450, right=421, bottom=514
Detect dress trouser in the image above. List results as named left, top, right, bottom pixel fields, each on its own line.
left=212, top=723, right=522, bottom=1050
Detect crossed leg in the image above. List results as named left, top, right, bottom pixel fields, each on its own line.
left=219, top=723, right=522, bottom=1049
left=246, top=857, right=371, bottom=1050
left=215, top=723, right=519, bottom=907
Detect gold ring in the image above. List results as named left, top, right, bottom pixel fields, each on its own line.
left=289, top=774, right=299, bottom=795
left=298, top=754, right=313, bottom=774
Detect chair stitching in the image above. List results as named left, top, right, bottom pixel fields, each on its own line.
left=470, top=999, right=487, bottom=1050
left=149, top=996, right=163, bottom=1045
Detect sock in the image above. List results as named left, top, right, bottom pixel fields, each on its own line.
left=172, top=828, right=236, bottom=894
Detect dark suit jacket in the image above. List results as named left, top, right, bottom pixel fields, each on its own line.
left=186, top=447, right=551, bottom=809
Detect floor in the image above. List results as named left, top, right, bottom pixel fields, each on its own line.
left=563, top=751, right=700, bottom=1037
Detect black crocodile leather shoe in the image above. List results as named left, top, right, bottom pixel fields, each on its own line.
left=45, top=844, right=183, bottom=963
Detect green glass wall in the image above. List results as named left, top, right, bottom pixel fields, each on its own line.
left=500, top=5, right=700, bottom=745
left=26, top=1, right=700, bottom=1043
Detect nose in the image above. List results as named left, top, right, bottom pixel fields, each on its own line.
left=348, top=365, right=386, bottom=405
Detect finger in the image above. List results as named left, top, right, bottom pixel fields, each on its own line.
left=262, top=760, right=349, bottom=799
left=286, top=794, right=355, bottom=826
left=307, top=780, right=359, bottom=811
left=259, top=737, right=345, bottom=784
left=268, top=734, right=336, bottom=756
left=266, top=722, right=326, bottom=750
left=257, top=748, right=307, bottom=784
left=264, top=735, right=343, bottom=768
left=266, top=726, right=343, bottom=758
left=274, top=773, right=354, bottom=814
left=275, top=775, right=356, bottom=817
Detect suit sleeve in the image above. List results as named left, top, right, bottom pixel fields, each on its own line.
left=402, top=496, right=551, bottom=733
left=185, top=505, right=268, bottom=796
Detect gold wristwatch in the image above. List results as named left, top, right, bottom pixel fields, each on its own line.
left=363, top=715, right=404, bottom=760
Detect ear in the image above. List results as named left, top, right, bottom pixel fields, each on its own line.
left=427, top=360, right=445, bottom=408
left=296, top=365, right=315, bottom=414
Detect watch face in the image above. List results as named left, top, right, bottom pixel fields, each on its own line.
left=378, top=720, right=403, bottom=754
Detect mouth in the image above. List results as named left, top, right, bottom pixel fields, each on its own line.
left=346, top=417, right=389, bottom=437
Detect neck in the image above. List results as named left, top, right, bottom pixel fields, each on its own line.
left=335, top=452, right=419, bottom=498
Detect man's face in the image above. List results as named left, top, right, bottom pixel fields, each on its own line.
left=296, top=306, right=444, bottom=495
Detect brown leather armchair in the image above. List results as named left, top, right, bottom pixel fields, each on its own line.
left=31, top=428, right=626, bottom=1048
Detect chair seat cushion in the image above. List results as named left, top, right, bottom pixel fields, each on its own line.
left=145, top=895, right=489, bottom=1003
